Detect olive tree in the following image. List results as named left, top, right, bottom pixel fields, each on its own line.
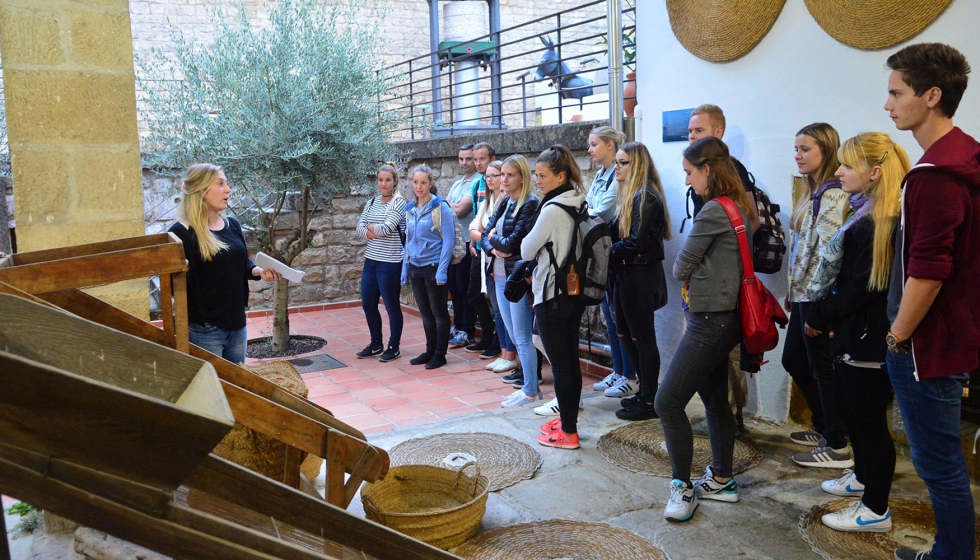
left=138, top=0, right=401, bottom=352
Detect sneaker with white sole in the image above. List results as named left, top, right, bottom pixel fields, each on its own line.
left=821, top=469, right=865, bottom=497
left=485, top=358, right=505, bottom=371
left=604, top=376, right=638, bottom=397
left=893, top=549, right=933, bottom=560
left=790, top=429, right=823, bottom=446
left=693, top=466, right=739, bottom=502
left=793, top=445, right=854, bottom=469
left=501, top=390, right=541, bottom=408
left=664, top=479, right=698, bottom=522
left=593, top=372, right=624, bottom=391
left=492, top=359, right=521, bottom=373
left=821, top=500, right=891, bottom=533
left=533, top=396, right=584, bottom=416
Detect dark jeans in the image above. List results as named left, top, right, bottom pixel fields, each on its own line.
left=535, top=300, right=585, bottom=434
left=887, top=350, right=975, bottom=560
left=409, top=264, right=450, bottom=358
left=361, top=258, right=403, bottom=349
left=834, top=362, right=895, bottom=515
left=189, top=323, right=247, bottom=365
left=447, top=245, right=475, bottom=336
left=467, top=250, right=495, bottom=342
left=614, top=263, right=662, bottom=403
left=655, top=310, right=741, bottom=482
left=600, top=286, right=635, bottom=378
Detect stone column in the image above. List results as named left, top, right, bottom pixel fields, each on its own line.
left=0, top=0, right=147, bottom=315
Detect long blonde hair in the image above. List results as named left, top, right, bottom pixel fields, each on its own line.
left=837, top=133, right=910, bottom=292
left=791, top=123, right=842, bottom=232
left=481, top=160, right=504, bottom=216
left=502, top=155, right=534, bottom=215
left=178, top=163, right=228, bottom=261
left=616, top=142, right=672, bottom=241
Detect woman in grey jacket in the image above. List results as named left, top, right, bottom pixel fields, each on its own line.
left=657, top=136, right=756, bottom=523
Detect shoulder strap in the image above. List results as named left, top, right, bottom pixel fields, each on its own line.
left=714, top=197, right=756, bottom=281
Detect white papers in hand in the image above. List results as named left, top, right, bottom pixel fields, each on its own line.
left=255, top=252, right=306, bottom=283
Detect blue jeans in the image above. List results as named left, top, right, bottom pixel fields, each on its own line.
left=495, top=278, right=538, bottom=396
left=600, top=289, right=635, bottom=379
left=190, top=323, right=247, bottom=365
left=887, top=350, right=975, bottom=560
left=487, top=272, right=515, bottom=352
left=361, top=258, right=403, bottom=349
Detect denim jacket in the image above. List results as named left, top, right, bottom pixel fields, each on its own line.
left=402, top=195, right=455, bottom=285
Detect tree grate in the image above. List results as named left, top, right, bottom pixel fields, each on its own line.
left=285, top=353, right=346, bottom=374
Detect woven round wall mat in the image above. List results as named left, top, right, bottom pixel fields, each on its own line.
left=799, top=497, right=980, bottom=560
left=453, top=519, right=669, bottom=560
left=388, top=433, right=542, bottom=492
left=666, top=0, right=787, bottom=63
left=804, top=0, right=953, bottom=51
left=596, top=419, right=763, bottom=477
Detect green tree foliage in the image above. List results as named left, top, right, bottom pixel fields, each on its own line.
left=137, top=0, right=401, bottom=351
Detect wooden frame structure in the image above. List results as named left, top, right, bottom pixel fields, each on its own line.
left=0, top=235, right=459, bottom=560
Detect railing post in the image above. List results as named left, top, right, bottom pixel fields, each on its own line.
left=556, top=13, right=563, bottom=125
left=428, top=0, right=444, bottom=126
left=607, top=0, right=624, bottom=132
left=521, top=75, right=528, bottom=128
left=488, top=0, right=504, bottom=128
left=408, top=60, right=415, bottom=140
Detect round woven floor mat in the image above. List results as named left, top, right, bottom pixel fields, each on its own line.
left=596, top=419, right=763, bottom=477
left=388, top=433, right=542, bottom=492
left=453, top=519, right=669, bottom=560
left=799, top=497, right=980, bottom=560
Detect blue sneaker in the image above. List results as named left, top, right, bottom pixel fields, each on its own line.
left=821, top=469, right=865, bottom=497
left=821, top=501, right=892, bottom=533
left=693, top=466, right=739, bottom=502
left=449, top=330, right=471, bottom=348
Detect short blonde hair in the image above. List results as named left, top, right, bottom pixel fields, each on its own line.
left=691, top=104, right=726, bottom=134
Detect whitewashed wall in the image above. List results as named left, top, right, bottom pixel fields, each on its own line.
left=635, top=0, right=980, bottom=422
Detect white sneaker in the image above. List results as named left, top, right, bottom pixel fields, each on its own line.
left=821, top=469, right=865, bottom=497
left=664, top=479, right=698, bottom=522
left=821, top=500, right=891, bottom=533
left=533, top=396, right=584, bottom=416
left=501, top=390, right=541, bottom=408
left=485, top=358, right=506, bottom=371
left=604, top=376, right=638, bottom=397
left=492, top=359, right=521, bottom=374
left=593, top=372, right=623, bottom=391
left=693, top=465, right=740, bottom=502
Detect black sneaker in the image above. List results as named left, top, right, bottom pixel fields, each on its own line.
left=465, top=338, right=491, bottom=353
left=893, top=549, right=932, bottom=560
left=503, top=368, right=523, bottom=383
left=356, top=344, right=383, bottom=359
left=480, top=346, right=502, bottom=359
left=511, top=369, right=543, bottom=389
left=620, top=395, right=640, bottom=409
left=378, top=346, right=401, bottom=363
left=616, top=400, right=658, bottom=421
left=425, top=355, right=448, bottom=369
left=409, top=352, right=433, bottom=366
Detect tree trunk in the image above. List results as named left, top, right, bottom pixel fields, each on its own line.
left=271, top=278, right=290, bottom=352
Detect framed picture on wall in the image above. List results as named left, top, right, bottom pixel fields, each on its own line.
left=662, top=108, right=695, bottom=142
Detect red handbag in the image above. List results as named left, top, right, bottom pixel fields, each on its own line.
left=715, top=196, right=789, bottom=354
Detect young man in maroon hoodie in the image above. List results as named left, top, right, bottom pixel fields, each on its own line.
left=884, top=43, right=978, bottom=560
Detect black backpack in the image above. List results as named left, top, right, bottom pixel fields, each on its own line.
left=543, top=201, right=612, bottom=310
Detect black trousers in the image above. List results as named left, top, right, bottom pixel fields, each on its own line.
left=466, top=249, right=495, bottom=342
left=535, top=301, right=585, bottom=434
left=614, top=263, right=663, bottom=404
left=447, top=245, right=475, bottom=336
left=834, top=361, right=895, bottom=515
left=409, top=264, right=450, bottom=358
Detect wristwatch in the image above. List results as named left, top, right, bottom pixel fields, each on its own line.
left=886, top=332, right=911, bottom=354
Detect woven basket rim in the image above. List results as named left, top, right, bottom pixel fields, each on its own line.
left=666, top=0, right=787, bottom=63
left=362, top=464, right=490, bottom=519
left=804, top=0, right=953, bottom=50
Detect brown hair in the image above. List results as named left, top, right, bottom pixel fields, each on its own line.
left=683, top=137, right=756, bottom=223
left=536, top=144, right=584, bottom=195
left=691, top=104, right=726, bottom=135
left=472, top=142, right=496, bottom=158
left=887, top=43, right=970, bottom=118
left=792, top=122, right=842, bottom=232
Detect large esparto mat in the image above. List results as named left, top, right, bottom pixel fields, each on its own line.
left=596, top=419, right=763, bottom=477
left=666, top=0, right=786, bottom=62
left=388, top=433, right=542, bottom=492
left=799, top=497, right=980, bottom=560
left=804, top=0, right=953, bottom=50
left=453, top=519, right=670, bottom=560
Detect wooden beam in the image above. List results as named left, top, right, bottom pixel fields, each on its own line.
left=159, top=272, right=176, bottom=350
left=6, top=234, right=176, bottom=266
left=185, top=455, right=459, bottom=560
left=173, top=271, right=190, bottom=353
left=282, top=446, right=302, bottom=489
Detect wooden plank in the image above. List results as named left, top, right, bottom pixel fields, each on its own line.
left=0, top=281, right=60, bottom=308
left=185, top=455, right=459, bottom=560
left=0, top=242, right=186, bottom=295
left=7, top=234, right=174, bottom=266
left=0, top=455, right=340, bottom=560
left=173, top=272, right=190, bottom=353
left=325, top=432, right=347, bottom=508
left=159, top=272, right=176, bottom=349
left=283, top=447, right=302, bottom=489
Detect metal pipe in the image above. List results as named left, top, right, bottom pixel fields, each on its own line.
left=488, top=0, right=503, bottom=127
left=607, top=0, right=624, bottom=132
left=579, top=339, right=612, bottom=358
left=428, top=0, right=444, bottom=125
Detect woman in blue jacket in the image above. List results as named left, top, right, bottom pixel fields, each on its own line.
left=402, top=164, right=456, bottom=370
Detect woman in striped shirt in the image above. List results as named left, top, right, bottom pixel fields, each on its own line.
left=355, top=164, right=407, bottom=363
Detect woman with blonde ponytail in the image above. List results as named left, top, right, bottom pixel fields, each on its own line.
left=804, top=133, right=909, bottom=534
left=169, top=164, right=281, bottom=364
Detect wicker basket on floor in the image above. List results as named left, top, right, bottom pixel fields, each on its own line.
left=360, top=462, right=489, bottom=550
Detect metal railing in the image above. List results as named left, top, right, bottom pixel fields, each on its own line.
left=381, top=1, right=636, bottom=139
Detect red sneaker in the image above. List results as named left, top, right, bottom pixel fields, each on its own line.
left=539, top=417, right=562, bottom=435
left=537, top=430, right=580, bottom=449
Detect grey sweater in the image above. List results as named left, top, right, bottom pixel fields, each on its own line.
left=673, top=199, right=752, bottom=313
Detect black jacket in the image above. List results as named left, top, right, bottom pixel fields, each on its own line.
left=483, top=195, right=540, bottom=275
left=610, top=186, right=667, bottom=266
left=806, top=216, right=889, bottom=363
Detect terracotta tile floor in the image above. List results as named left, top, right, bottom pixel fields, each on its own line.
left=244, top=303, right=580, bottom=435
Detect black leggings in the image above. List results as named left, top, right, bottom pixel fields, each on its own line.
left=409, top=264, right=450, bottom=358
left=834, top=362, right=895, bottom=515
left=535, top=301, right=585, bottom=434
left=467, top=250, right=495, bottom=342
left=614, top=263, right=663, bottom=404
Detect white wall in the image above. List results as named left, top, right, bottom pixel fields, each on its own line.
left=635, top=0, right=980, bottom=422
